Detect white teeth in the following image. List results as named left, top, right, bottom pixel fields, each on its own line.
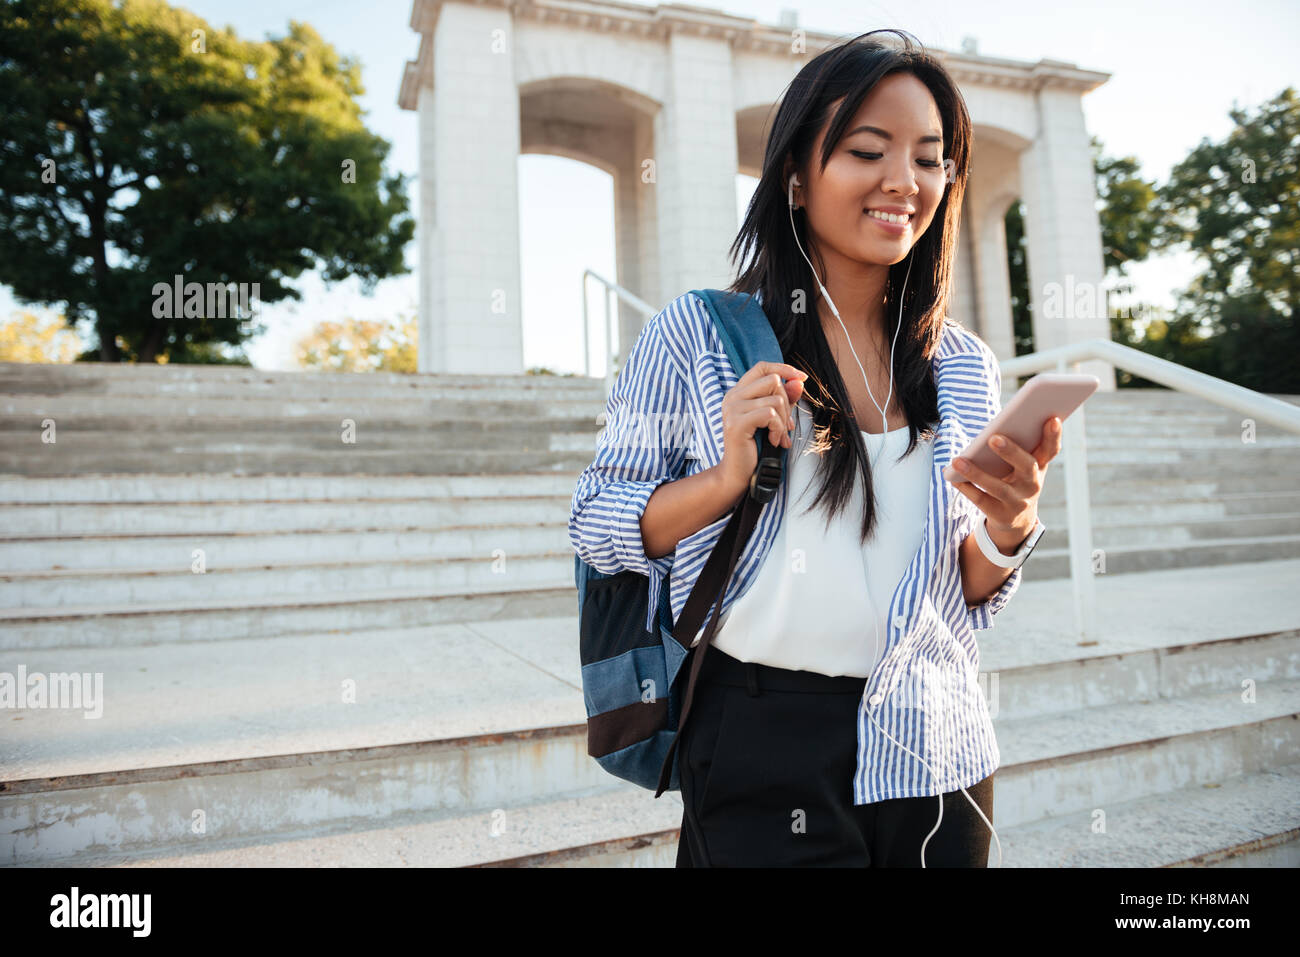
left=866, top=209, right=910, bottom=224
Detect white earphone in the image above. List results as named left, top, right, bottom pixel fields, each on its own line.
left=787, top=171, right=1002, bottom=868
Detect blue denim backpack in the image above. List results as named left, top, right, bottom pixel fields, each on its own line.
left=573, top=288, right=791, bottom=797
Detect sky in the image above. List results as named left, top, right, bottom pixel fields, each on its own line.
left=5, top=0, right=1298, bottom=373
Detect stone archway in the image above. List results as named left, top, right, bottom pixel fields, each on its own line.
left=401, top=0, right=1114, bottom=389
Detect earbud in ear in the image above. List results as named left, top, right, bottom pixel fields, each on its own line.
left=788, top=173, right=800, bottom=208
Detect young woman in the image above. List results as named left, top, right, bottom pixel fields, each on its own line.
left=569, top=29, right=1061, bottom=867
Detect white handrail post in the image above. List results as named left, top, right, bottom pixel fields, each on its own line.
left=604, top=286, right=616, bottom=397
left=1059, top=356, right=1099, bottom=646
left=576, top=269, right=657, bottom=396
left=581, top=271, right=591, bottom=379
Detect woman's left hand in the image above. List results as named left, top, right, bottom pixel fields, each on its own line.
left=943, top=416, right=1063, bottom=538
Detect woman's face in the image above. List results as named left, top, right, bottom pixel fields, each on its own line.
left=792, top=72, right=949, bottom=269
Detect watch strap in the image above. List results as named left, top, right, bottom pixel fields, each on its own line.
left=975, top=516, right=1045, bottom=569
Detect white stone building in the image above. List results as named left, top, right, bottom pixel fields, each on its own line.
left=400, top=0, right=1114, bottom=388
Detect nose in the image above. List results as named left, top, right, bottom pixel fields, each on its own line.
left=881, top=155, right=919, bottom=198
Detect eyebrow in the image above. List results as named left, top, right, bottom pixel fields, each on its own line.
left=847, top=125, right=943, bottom=145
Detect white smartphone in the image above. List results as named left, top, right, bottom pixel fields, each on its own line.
left=943, top=372, right=1100, bottom=483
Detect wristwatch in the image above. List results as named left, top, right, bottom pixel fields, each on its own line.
left=975, top=516, right=1046, bottom=569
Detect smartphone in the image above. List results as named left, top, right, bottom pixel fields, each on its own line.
left=943, top=372, right=1100, bottom=483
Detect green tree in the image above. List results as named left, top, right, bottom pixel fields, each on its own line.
left=0, top=0, right=413, bottom=362
left=1092, top=135, right=1161, bottom=279
left=1150, top=87, right=1300, bottom=392
left=294, top=312, right=416, bottom=373
left=1004, top=199, right=1030, bottom=359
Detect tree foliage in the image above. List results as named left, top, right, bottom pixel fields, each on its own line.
left=1005, top=96, right=1299, bottom=393
left=1148, top=87, right=1300, bottom=391
left=294, top=312, right=416, bottom=373
left=0, top=0, right=414, bottom=362
left=1091, top=134, right=1160, bottom=278
left=0, top=309, right=83, bottom=362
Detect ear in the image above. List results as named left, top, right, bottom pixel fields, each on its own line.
left=782, top=157, right=800, bottom=193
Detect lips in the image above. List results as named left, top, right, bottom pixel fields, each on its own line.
left=865, top=208, right=912, bottom=225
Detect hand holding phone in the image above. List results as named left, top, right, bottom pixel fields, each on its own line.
left=943, top=372, right=1099, bottom=483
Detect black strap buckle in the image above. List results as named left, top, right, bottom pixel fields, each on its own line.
left=748, top=436, right=782, bottom=504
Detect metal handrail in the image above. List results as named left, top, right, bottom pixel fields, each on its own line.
left=998, top=337, right=1300, bottom=648
left=581, top=269, right=656, bottom=396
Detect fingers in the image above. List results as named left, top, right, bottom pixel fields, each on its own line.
left=727, top=364, right=807, bottom=452
left=744, top=361, right=808, bottom=388
left=1032, top=416, right=1063, bottom=469
left=949, top=473, right=1000, bottom=516
left=945, top=453, right=1016, bottom=504
left=747, top=373, right=798, bottom=441
left=986, top=431, right=1036, bottom=475
left=737, top=396, right=794, bottom=448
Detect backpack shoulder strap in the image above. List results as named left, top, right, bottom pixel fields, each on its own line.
left=688, top=288, right=782, bottom=370
left=687, top=287, right=789, bottom=476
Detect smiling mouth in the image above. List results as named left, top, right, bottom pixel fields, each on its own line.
left=864, top=209, right=912, bottom=225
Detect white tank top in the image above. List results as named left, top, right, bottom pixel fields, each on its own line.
left=708, top=397, right=935, bottom=678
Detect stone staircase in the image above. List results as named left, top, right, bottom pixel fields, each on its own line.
left=0, top=360, right=1297, bottom=867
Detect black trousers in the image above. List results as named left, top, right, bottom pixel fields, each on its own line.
left=675, top=646, right=995, bottom=867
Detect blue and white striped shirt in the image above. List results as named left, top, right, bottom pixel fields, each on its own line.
left=568, top=290, right=1026, bottom=802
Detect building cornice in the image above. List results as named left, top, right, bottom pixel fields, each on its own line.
left=399, top=0, right=1110, bottom=109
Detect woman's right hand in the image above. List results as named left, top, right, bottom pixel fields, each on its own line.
left=715, top=362, right=808, bottom=496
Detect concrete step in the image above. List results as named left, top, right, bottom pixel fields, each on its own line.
left=1036, top=490, right=1300, bottom=525
left=4, top=364, right=1288, bottom=410
left=0, top=619, right=609, bottom=864
left=29, top=784, right=684, bottom=869
left=2, top=560, right=1296, bottom=865
left=5, top=450, right=1299, bottom=480
left=0, top=448, right=598, bottom=476
left=1037, top=512, right=1300, bottom=548
left=1050, top=446, right=1300, bottom=466
left=6, top=400, right=1298, bottom=450
left=0, top=547, right=574, bottom=609
left=0, top=473, right=1291, bottom=515
left=34, top=428, right=1291, bottom=462
left=0, top=523, right=573, bottom=579
left=47, top=764, right=1300, bottom=868
left=1004, top=388, right=1300, bottom=410
left=4, top=511, right=1298, bottom=581
left=994, top=762, right=1300, bottom=867
left=0, top=586, right=577, bottom=651
left=982, top=629, right=1300, bottom=722
left=2, top=526, right=1295, bottom=621
left=4, top=490, right=1296, bottom=542
left=0, top=472, right=580, bottom=504
left=1, top=393, right=1281, bottom=426
left=0, top=497, right=572, bottom=548
left=989, top=675, right=1300, bottom=828
left=1037, top=472, right=1300, bottom=498
left=1020, top=534, right=1300, bottom=580
left=17, top=436, right=1291, bottom=472
left=0, top=362, right=605, bottom=402
left=3, top=549, right=1296, bottom=656
left=7, top=432, right=588, bottom=457
left=0, top=396, right=606, bottom=422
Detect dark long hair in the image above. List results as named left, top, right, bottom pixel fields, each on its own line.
left=727, top=28, right=972, bottom=544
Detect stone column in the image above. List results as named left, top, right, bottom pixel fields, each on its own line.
left=419, top=2, right=523, bottom=374
left=1018, top=87, right=1115, bottom=388
left=652, top=31, right=738, bottom=313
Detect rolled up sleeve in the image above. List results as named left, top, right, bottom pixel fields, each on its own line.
left=961, top=340, right=1023, bottom=632
left=959, top=505, right=1025, bottom=631
left=568, top=312, right=690, bottom=584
